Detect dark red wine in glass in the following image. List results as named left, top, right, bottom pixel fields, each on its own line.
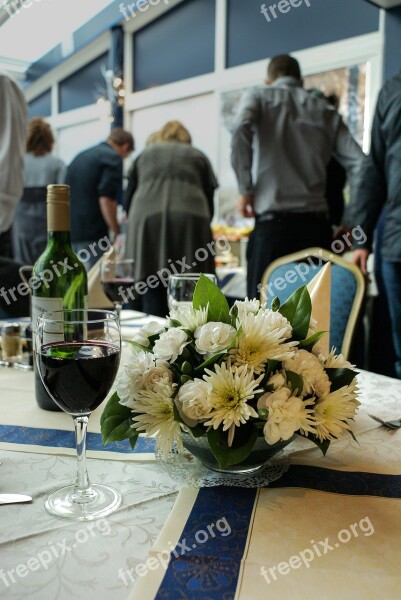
left=39, top=341, right=120, bottom=415
left=101, top=278, right=135, bottom=304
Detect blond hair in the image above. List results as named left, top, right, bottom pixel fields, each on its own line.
left=159, top=120, right=191, bottom=144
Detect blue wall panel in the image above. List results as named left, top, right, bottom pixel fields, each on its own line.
left=227, top=0, right=380, bottom=68
left=28, top=90, right=52, bottom=118
left=59, top=53, right=108, bottom=113
left=133, top=0, right=215, bottom=91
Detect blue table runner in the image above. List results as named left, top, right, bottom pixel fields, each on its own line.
left=0, top=424, right=156, bottom=454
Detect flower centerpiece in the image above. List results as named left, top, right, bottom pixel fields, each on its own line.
left=101, top=275, right=359, bottom=472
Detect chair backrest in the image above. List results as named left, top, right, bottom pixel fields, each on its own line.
left=260, top=247, right=365, bottom=359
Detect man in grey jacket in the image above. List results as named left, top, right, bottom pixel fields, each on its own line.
left=231, top=54, right=363, bottom=299
left=352, top=71, right=401, bottom=379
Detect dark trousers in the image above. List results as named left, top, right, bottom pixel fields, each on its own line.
left=382, top=260, right=401, bottom=379
left=247, top=212, right=332, bottom=299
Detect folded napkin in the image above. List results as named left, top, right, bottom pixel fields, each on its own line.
left=307, top=262, right=331, bottom=356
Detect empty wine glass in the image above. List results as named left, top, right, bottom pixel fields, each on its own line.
left=100, top=259, right=135, bottom=320
left=167, top=273, right=217, bottom=311
left=36, top=309, right=121, bottom=520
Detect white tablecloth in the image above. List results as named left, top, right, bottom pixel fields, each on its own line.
left=1, top=353, right=400, bottom=599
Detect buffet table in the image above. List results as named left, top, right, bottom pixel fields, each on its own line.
left=0, top=313, right=400, bottom=600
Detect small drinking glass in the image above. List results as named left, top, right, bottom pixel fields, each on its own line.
left=36, top=309, right=121, bottom=520
left=167, top=273, right=217, bottom=311
left=100, top=259, right=135, bottom=320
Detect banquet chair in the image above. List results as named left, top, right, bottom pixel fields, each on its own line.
left=260, top=247, right=365, bottom=359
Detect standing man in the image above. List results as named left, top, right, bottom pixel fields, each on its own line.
left=66, top=128, right=134, bottom=269
left=0, top=72, right=29, bottom=318
left=231, top=54, right=363, bottom=298
left=0, top=72, right=27, bottom=256
left=352, top=72, right=401, bottom=379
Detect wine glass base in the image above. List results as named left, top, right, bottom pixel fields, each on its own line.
left=45, top=483, right=122, bottom=521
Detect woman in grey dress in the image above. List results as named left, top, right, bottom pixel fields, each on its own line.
left=125, top=121, right=218, bottom=317
left=12, top=118, right=66, bottom=265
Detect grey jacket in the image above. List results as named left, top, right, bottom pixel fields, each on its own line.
left=350, top=71, right=401, bottom=260
left=231, top=77, right=363, bottom=216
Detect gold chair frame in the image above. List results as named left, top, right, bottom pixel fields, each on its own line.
left=260, top=247, right=366, bottom=359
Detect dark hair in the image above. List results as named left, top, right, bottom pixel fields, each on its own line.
left=267, top=55, right=301, bottom=82
left=26, top=117, right=55, bottom=156
left=108, top=128, right=134, bottom=151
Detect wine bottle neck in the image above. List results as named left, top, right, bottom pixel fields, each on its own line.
left=47, top=231, right=72, bottom=248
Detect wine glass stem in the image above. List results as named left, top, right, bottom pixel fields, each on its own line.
left=114, top=302, right=122, bottom=321
left=73, top=416, right=91, bottom=496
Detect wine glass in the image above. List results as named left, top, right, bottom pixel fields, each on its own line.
left=36, top=309, right=121, bottom=521
left=167, top=273, right=217, bottom=311
left=100, top=259, right=135, bottom=320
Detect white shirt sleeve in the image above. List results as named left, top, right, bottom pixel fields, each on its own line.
left=0, top=74, right=28, bottom=233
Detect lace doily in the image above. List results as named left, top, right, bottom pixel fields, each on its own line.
left=155, top=446, right=289, bottom=488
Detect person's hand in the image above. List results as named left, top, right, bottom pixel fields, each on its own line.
left=237, top=194, right=255, bottom=218
left=352, top=248, right=370, bottom=275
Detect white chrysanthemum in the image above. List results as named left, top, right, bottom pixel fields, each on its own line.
left=203, top=363, right=263, bottom=446
left=130, top=321, right=166, bottom=349
left=284, top=349, right=330, bottom=397
left=233, top=298, right=260, bottom=321
left=314, top=383, right=360, bottom=442
left=259, top=387, right=316, bottom=445
left=153, top=328, right=188, bottom=363
left=176, top=379, right=213, bottom=424
left=230, top=310, right=297, bottom=373
left=195, top=322, right=237, bottom=355
left=131, top=380, right=182, bottom=458
left=169, top=305, right=208, bottom=332
left=321, top=349, right=355, bottom=369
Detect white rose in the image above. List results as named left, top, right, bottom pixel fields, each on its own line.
left=142, top=366, right=173, bottom=392
left=153, top=328, right=188, bottom=363
left=260, top=388, right=307, bottom=444
left=195, top=322, right=237, bottom=355
left=176, top=379, right=213, bottom=425
left=284, top=349, right=330, bottom=396
left=117, top=351, right=155, bottom=407
left=130, top=321, right=165, bottom=349
left=233, top=298, right=260, bottom=321
left=267, top=373, right=286, bottom=390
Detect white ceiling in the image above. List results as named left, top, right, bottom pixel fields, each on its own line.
left=0, top=0, right=115, bottom=77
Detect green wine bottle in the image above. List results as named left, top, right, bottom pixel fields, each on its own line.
left=31, top=184, right=88, bottom=411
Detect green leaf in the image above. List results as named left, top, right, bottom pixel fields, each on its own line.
left=193, top=274, right=230, bottom=324
left=207, top=426, right=258, bottom=469
left=100, top=392, right=138, bottom=446
left=123, top=339, right=152, bottom=353
left=326, top=368, right=357, bottom=391
left=286, top=370, right=303, bottom=396
left=347, top=429, right=359, bottom=445
left=194, top=350, right=227, bottom=374
left=271, top=296, right=280, bottom=311
left=299, top=330, right=325, bottom=350
left=279, top=285, right=311, bottom=340
left=298, top=432, right=330, bottom=456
